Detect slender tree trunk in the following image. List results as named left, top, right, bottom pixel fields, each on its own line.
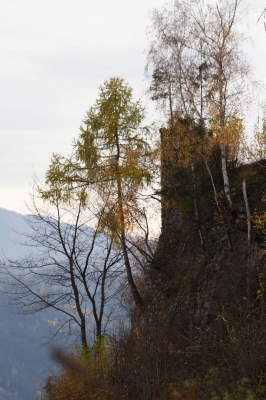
left=199, top=151, right=232, bottom=250
left=242, top=179, right=251, bottom=249
left=191, top=161, right=204, bottom=247
left=96, top=322, right=102, bottom=338
left=97, top=239, right=113, bottom=337
left=242, top=178, right=251, bottom=298
left=80, top=321, right=87, bottom=348
left=218, top=58, right=232, bottom=208
left=83, top=281, right=101, bottom=339
left=117, top=176, right=143, bottom=307
left=114, top=129, right=143, bottom=308
left=69, top=259, right=87, bottom=347
left=221, top=141, right=232, bottom=208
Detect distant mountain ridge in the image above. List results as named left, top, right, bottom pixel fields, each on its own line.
left=0, top=208, right=29, bottom=259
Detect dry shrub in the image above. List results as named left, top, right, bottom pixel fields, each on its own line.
left=44, top=338, right=121, bottom=400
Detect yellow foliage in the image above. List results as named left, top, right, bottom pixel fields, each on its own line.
left=160, top=118, right=206, bottom=170
left=252, top=197, right=266, bottom=234
left=209, top=115, right=245, bottom=161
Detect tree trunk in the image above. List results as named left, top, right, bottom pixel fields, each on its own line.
left=221, top=142, right=232, bottom=208
left=69, top=259, right=87, bottom=347
left=114, top=129, right=143, bottom=308
left=117, top=177, right=143, bottom=307
left=191, top=161, right=204, bottom=247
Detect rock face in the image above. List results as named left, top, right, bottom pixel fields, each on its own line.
left=157, top=142, right=266, bottom=327
left=142, top=154, right=266, bottom=394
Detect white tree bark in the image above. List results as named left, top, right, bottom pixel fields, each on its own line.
left=221, top=143, right=232, bottom=207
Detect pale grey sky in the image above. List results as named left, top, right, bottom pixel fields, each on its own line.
left=0, top=0, right=265, bottom=213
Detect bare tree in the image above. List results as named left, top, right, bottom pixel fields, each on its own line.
left=1, top=189, right=124, bottom=347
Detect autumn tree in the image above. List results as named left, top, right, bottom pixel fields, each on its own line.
left=42, top=78, right=153, bottom=307
left=146, top=0, right=251, bottom=208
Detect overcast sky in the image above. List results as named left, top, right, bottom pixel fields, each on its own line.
left=0, top=0, right=265, bottom=214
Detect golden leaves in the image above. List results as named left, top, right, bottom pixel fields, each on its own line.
left=209, top=115, right=245, bottom=161
left=161, top=119, right=205, bottom=170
